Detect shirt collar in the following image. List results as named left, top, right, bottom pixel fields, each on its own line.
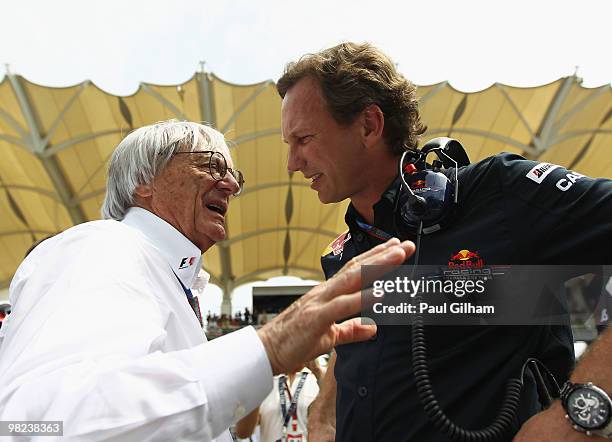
left=121, top=207, right=206, bottom=289
left=345, top=176, right=402, bottom=235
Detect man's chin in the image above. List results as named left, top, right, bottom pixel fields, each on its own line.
left=194, top=230, right=225, bottom=252
left=317, top=191, right=342, bottom=205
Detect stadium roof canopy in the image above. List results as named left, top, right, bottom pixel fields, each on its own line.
left=0, top=72, right=610, bottom=294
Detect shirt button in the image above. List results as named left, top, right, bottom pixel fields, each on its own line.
left=355, top=232, right=364, bottom=242
left=358, top=386, right=368, bottom=398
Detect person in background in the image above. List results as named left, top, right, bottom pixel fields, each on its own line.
left=235, top=358, right=325, bottom=442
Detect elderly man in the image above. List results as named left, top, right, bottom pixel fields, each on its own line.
left=0, top=120, right=414, bottom=441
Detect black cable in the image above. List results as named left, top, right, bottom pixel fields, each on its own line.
left=410, top=220, right=524, bottom=442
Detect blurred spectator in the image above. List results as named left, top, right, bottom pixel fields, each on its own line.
left=235, top=358, right=324, bottom=442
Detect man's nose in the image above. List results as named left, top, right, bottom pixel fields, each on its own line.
left=217, top=171, right=241, bottom=196
left=287, top=144, right=304, bottom=172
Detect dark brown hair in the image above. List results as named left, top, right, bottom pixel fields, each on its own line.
left=277, top=42, right=426, bottom=154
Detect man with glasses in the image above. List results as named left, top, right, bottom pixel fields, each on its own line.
left=0, top=120, right=414, bottom=441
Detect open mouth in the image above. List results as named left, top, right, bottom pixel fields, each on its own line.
left=206, top=204, right=227, bottom=216
left=310, top=173, right=322, bottom=183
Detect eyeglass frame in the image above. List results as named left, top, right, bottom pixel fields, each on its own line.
left=173, top=150, right=245, bottom=196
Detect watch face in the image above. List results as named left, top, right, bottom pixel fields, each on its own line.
left=567, top=387, right=611, bottom=430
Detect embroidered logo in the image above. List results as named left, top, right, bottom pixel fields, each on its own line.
left=448, top=249, right=484, bottom=268
left=331, top=232, right=351, bottom=256
left=525, top=162, right=560, bottom=184
left=179, top=257, right=196, bottom=269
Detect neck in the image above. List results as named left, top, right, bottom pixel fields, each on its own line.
left=288, top=372, right=297, bottom=385
left=351, top=160, right=399, bottom=224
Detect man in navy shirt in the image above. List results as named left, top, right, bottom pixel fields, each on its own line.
left=278, top=42, right=612, bottom=441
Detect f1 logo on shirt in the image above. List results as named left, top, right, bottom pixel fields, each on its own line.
left=179, top=257, right=196, bottom=269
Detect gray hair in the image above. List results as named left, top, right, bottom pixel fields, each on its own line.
left=101, top=120, right=228, bottom=220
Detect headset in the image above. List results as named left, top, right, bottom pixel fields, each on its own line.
left=393, top=138, right=560, bottom=442
left=394, top=137, right=470, bottom=238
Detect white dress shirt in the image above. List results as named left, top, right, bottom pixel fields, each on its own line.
left=258, top=370, right=319, bottom=442
left=0, top=207, right=273, bottom=441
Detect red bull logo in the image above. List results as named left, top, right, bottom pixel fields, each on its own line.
left=448, top=249, right=484, bottom=268
left=411, top=179, right=432, bottom=194
left=331, top=232, right=350, bottom=256
left=411, top=179, right=427, bottom=189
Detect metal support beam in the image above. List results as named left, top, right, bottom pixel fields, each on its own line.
left=141, top=84, right=188, bottom=121
left=40, top=81, right=89, bottom=150
left=0, top=185, right=61, bottom=202
left=426, top=127, right=537, bottom=155
left=8, top=74, right=86, bottom=225
left=229, top=129, right=281, bottom=148
left=197, top=70, right=217, bottom=125
left=197, top=69, right=236, bottom=294
left=494, top=83, right=539, bottom=149
left=0, top=134, right=29, bottom=151
left=220, top=278, right=233, bottom=316
left=552, top=86, right=609, bottom=134
left=43, top=129, right=124, bottom=157
left=551, top=129, right=612, bottom=145
left=72, top=150, right=114, bottom=201
left=535, top=76, right=575, bottom=155
left=0, top=108, right=28, bottom=140
left=221, top=81, right=273, bottom=133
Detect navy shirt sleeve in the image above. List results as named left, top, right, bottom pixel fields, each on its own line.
left=491, top=153, right=612, bottom=264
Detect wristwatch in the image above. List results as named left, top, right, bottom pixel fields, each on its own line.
left=561, top=381, right=612, bottom=438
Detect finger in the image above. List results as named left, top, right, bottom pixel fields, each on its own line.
left=340, top=238, right=401, bottom=269
left=322, top=242, right=414, bottom=301
left=318, top=291, right=364, bottom=326
left=334, top=317, right=377, bottom=345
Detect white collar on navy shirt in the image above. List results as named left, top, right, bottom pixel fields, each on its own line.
left=121, top=207, right=206, bottom=290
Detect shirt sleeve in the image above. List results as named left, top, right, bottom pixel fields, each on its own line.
left=492, top=153, right=612, bottom=264
left=0, top=226, right=273, bottom=441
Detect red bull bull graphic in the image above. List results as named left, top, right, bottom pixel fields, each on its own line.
left=448, top=249, right=484, bottom=268
left=410, top=178, right=432, bottom=194
left=411, top=179, right=427, bottom=189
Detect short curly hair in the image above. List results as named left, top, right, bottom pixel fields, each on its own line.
left=277, top=42, right=426, bottom=154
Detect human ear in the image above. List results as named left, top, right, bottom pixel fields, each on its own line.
left=362, top=104, right=385, bottom=143
left=134, top=182, right=153, bottom=198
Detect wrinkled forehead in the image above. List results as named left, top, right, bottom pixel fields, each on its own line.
left=180, top=127, right=233, bottom=166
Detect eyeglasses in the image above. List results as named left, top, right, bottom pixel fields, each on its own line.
left=174, top=151, right=245, bottom=196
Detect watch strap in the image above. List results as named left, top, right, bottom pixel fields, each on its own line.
left=561, top=381, right=612, bottom=438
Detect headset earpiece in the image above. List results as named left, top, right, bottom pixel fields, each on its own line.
left=395, top=138, right=469, bottom=237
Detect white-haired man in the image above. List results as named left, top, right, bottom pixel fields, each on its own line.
left=0, top=120, right=414, bottom=441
